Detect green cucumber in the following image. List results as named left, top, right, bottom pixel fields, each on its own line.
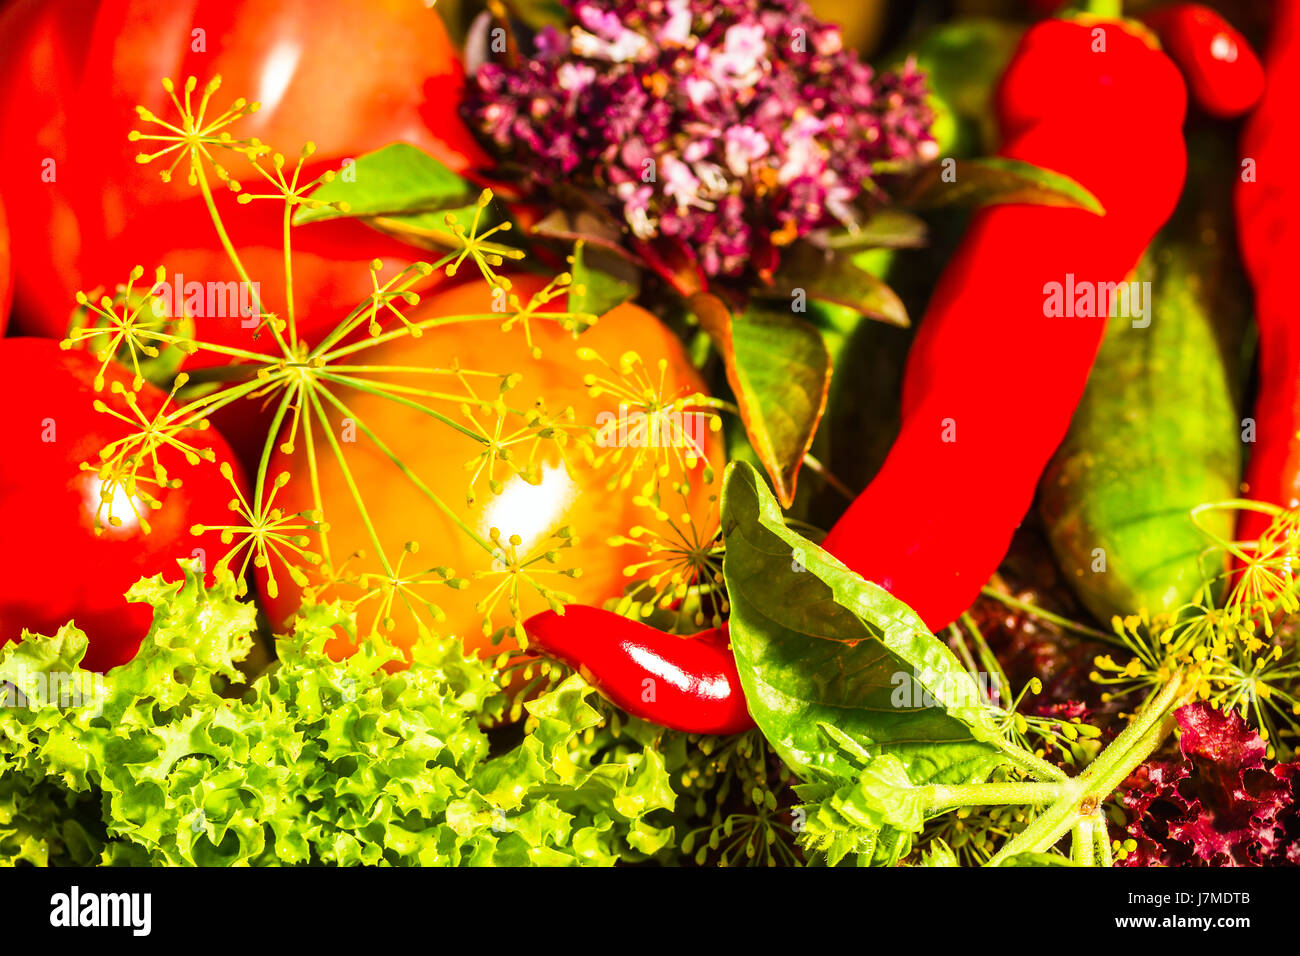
left=1038, top=219, right=1248, bottom=623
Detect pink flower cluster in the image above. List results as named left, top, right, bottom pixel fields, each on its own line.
left=465, top=0, right=936, bottom=278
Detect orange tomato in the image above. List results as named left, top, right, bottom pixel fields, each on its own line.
left=259, top=276, right=724, bottom=661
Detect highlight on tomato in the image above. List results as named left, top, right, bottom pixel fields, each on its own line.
left=0, top=0, right=487, bottom=359
left=0, top=338, right=248, bottom=671
left=259, top=275, right=726, bottom=662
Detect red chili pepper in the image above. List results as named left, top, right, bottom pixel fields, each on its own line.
left=1236, top=1, right=1300, bottom=547
left=0, top=195, right=9, bottom=334
left=820, top=19, right=1187, bottom=632
left=523, top=605, right=754, bottom=736
left=1143, top=4, right=1264, bottom=118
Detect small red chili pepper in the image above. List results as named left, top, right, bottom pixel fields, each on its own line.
left=523, top=605, right=755, bottom=736
left=820, top=19, right=1187, bottom=632
left=1236, top=0, right=1300, bottom=547
left=1143, top=3, right=1264, bottom=118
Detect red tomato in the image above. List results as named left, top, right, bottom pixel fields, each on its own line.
left=259, top=277, right=725, bottom=662
left=0, top=339, right=249, bottom=670
left=0, top=0, right=487, bottom=359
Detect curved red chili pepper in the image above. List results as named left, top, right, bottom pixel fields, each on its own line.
left=1143, top=4, right=1264, bottom=118
left=523, top=605, right=755, bottom=736
left=1236, top=1, right=1300, bottom=547
left=821, top=19, right=1187, bottom=633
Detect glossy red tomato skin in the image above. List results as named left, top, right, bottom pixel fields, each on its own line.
left=0, top=0, right=486, bottom=358
left=0, top=339, right=249, bottom=671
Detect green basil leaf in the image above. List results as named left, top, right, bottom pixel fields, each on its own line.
left=813, top=208, right=929, bottom=252
left=691, top=294, right=831, bottom=508
left=903, top=157, right=1105, bottom=215
left=362, top=202, right=496, bottom=252
left=720, top=460, right=1006, bottom=783
left=569, top=241, right=638, bottom=316
left=766, top=245, right=910, bottom=328
left=294, top=143, right=473, bottom=225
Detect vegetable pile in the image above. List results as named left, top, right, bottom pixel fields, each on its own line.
left=1, top=0, right=1298, bottom=869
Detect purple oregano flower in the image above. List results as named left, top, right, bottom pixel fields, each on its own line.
left=465, top=0, right=936, bottom=279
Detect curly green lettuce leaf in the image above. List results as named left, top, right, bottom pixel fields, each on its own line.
left=0, top=564, right=676, bottom=866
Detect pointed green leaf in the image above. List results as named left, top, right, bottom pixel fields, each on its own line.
left=692, top=294, right=831, bottom=508
left=294, top=143, right=473, bottom=225
left=904, top=157, right=1104, bottom=215
left=814, top=208, right=929, bottom=252
left=767, top=245, right=909, bottom=327
left=720, top=460, right=1006, bottom=783
left=569, top=241, right=638, bottom=316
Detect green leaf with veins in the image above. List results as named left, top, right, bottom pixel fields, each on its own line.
left=766, top=244, right=910, bottom=328
left=814, top=208, right=928, bottom=252
left=720, top=460, right=1007, bottom=784
left=294, top=142, right=473, bottom=225
left=692, top=294, right=831, bottom=508
left=903, top=157, right=1105, bottom=215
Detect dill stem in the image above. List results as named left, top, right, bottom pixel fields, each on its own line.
left=979, top=583, right=1119, bottom=645
left=254, top=383, right=297, bottom=516
left=986, top=672, right=1190, bottom=866
left=311, top=382, right=496, bottom=556
left=305, top=385, right=397, bottom=578
left=801, top=452, right=854, bottom=501
left=1071, top=817, right=1096, bottom=866
left=193, top=164, right=293, bottom=360
left=282, top=201, right=297, bottom=351
left=922, top=780, right=1064, bottom=809
left=1092, top=810, right=1113, bottom=867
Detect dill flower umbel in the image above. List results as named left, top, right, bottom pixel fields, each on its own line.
left=464, top=0, right=935, bottom=278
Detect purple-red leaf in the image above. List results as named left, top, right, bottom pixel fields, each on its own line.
left=1120, top=703, right=1300, bottom=866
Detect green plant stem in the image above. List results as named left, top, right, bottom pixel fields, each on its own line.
left=179, top=362, right=274, bottom=386
left=316, top=372, right=487, bottom=445
left=1092, top=809, right=1113, bottom=867
left=960, top=612, right=1011, bottom=701
left=945, top=623, right=1067, bottom=783
left=282, top=202, right=298, bottom=351
left=802, top=453, right=854, bottom=501
left=923, top=780, right=1065, bottom=809
left=947, top=624, right=983, bottom=685
left=315, top=306, right=500, bottom=363
left=985, top=672, right=1188, bottom=866
left=254, top=382, right=298, bottom=512
left=194, top=162, right=290, bottom=358
left=311, top=380, right=496, bottom=556
left=1071, top=817, right=1095, bottom=865
left=980, top=584, right=1120, bottom=645
left=997, top=738, right=1069, bottom=783
left=304, top=384, right=399, bottom=578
